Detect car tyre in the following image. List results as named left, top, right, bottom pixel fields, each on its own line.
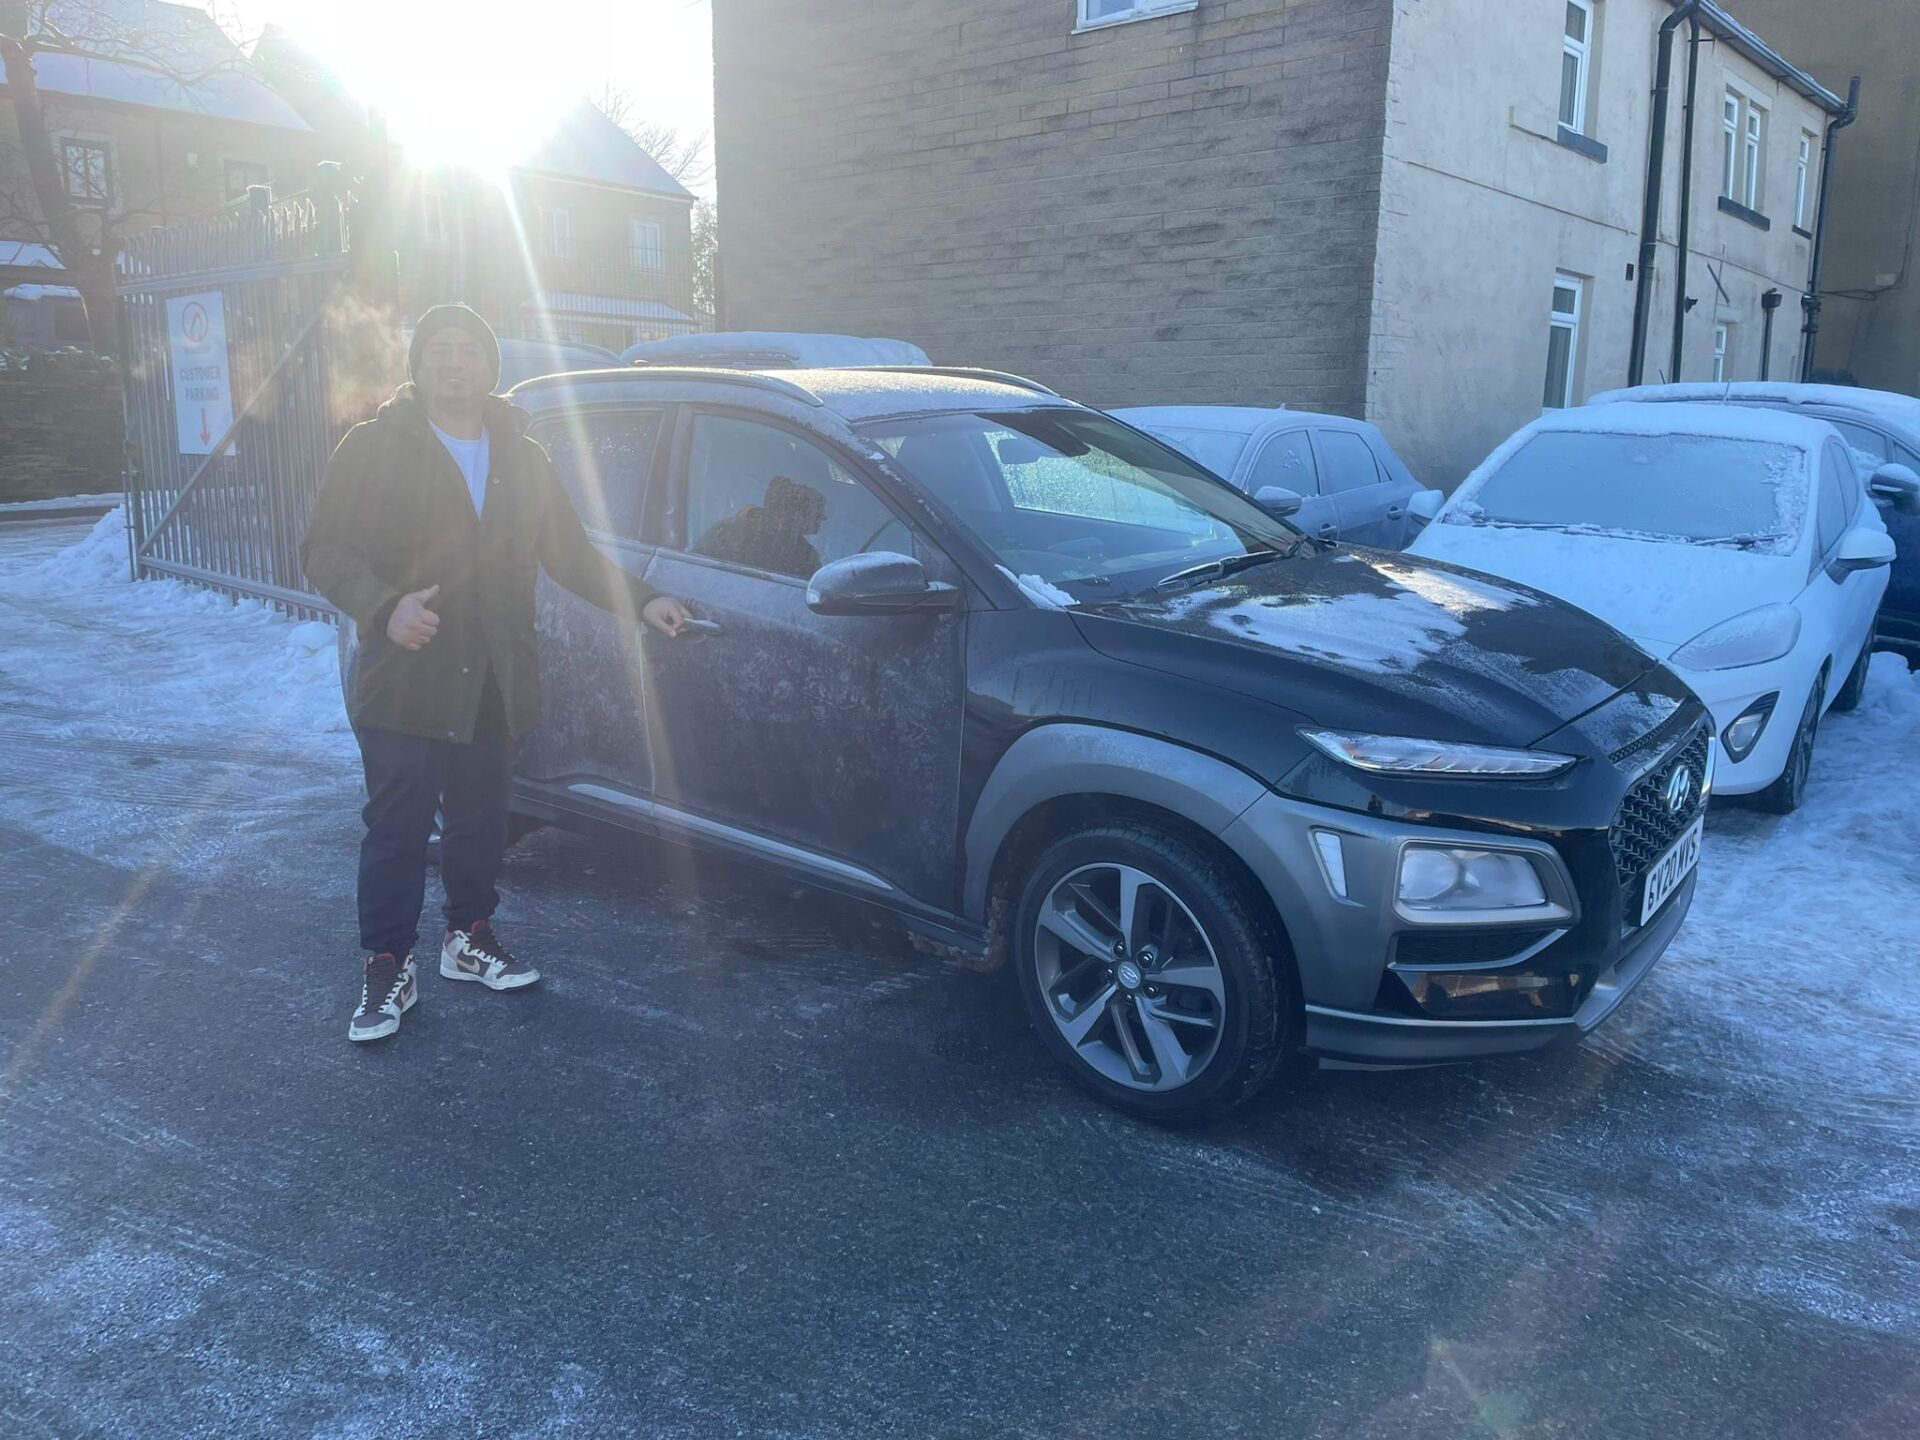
left=1830, top=614, right=1875, bottom=714
left=1754, top=677, right=1822, bottom=815
left=1012, top=820, right=1297, bottom=1123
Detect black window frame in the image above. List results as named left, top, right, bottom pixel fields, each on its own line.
left=60, top=137, right=113, bottom=207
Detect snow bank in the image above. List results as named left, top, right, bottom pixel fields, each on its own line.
left=2, top=507, right=351, bottom=746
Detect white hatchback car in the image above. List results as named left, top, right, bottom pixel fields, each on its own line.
left=1409, top=403, right=1894, bottom=813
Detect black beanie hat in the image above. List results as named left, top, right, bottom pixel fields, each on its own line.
left=409, top=303, right=500, bottom=390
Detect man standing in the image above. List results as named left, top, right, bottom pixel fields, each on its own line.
left=302, top=304, right=688, bottom=1043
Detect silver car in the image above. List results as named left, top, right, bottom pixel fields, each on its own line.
left=1111, top=405, right=1440, bottom=548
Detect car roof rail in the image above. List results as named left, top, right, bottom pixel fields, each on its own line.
left=859, top=365, right=1060, bottom=397
left=517, top=365, right=826, bottom=408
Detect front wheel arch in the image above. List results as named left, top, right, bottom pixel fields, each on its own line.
left=983, top=793, right=1304, bottom=1013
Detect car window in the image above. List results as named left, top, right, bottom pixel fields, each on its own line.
left=533, top=407, right=663, bottom=541
left=1816, top=456, right=1850, bottom=558
left=1313, top=430, right=1382, bottom=494
left=1245, top=430, right=1318, bottom=495
left=993, top=429, right=1213, bottom=535
left=685, top=414, right=907, bottom=580
left=1824, top=418, right=1887, bottom=471
left=1451, top=431, right=1806, bottom=553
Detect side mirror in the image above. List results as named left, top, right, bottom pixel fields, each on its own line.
left=1869, top=463, right=1920, bottom=515
left=1252, top=485, right=1304, bottom=518
left=1828, top=526, right=1897, bottom=579
left=806, top=551, right=962, bottom=616
left=1409, top=488, right=1446, bottom=523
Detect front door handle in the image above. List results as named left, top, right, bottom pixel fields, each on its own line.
left=677, top=616, right=723, bottom=637
left=1386, top=505, right=1406, bottom=519
left=1316, top=521, right=1337, bottom=537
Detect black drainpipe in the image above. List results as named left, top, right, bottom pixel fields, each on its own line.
left=1668, top=16, right=1702, bottom=382
left=1800, top=75, right=1862, bottom=382
left=1629, top=0, right=1705, bottom=386
left=1760, top=287, right=1783, bottom=377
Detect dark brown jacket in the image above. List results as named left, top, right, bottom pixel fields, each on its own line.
left=301, top=384, right=655, bottom=743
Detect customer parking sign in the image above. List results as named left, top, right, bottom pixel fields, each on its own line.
left=166, top=292, right=235, bottom=455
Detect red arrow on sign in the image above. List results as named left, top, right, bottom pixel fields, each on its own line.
left=200, top=408, right=211, bottom=446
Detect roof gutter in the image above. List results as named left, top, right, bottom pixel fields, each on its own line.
left=1669, top=1, right=1848, bottom=117
left=1631, top=2, right=1848, bottom=385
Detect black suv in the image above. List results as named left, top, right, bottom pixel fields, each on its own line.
left=383, top=365, right=1712, bottom=1120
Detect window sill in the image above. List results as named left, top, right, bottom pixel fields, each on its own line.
left=1554, top=125, right=1609, bottom=163
left=1073, top=1, right=1198, bottom=35
left=1718, top=195, right=1771, bottom=231
left=1793, top=224, right=1814, bottom=240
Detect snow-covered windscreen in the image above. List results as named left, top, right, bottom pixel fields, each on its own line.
left=1452, top=432, right=1806, bottom=553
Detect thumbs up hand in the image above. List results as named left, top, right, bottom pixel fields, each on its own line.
left=387, top=584, right=442, bottom=650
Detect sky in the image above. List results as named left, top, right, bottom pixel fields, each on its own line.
left=204, top=1, right=717, bottom=195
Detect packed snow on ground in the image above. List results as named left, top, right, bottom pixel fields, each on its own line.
left=0, top=507, right=349, bottom=746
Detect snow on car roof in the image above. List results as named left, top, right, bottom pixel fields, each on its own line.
left=512, top=365, right=1065, bottom=423
left=1525, top=400, right=1834, bottom=451
left=621, top=332, right=932, bottom=367
left=1590, top=381, right=1920, bottom=439
left=1110, top=406, right=1286, bottom=432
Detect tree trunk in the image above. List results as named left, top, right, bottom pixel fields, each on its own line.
left=1, top=30, right=121, bottom=356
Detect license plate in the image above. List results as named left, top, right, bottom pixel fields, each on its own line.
left=1640, top=815, right=1704, bottom=925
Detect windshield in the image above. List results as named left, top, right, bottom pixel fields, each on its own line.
left=862, top=409, right=1301, bottom=600
left=1133, top=424, right=1251, bottom=478
left=1449, top=430, right=1806, bottom=553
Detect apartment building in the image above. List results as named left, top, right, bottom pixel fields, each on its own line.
left=713, top=0, right=1848, bottom=483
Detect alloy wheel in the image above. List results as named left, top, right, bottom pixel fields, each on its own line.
left=1031, top=863, right=1227, bottom=1092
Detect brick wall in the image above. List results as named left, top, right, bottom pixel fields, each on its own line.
left=714, top=0, right=1393, bottom=414
left=0, top=370, right=125, bottom=503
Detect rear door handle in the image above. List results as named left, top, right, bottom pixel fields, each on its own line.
left=1386, top=505, right=1406, bottom=519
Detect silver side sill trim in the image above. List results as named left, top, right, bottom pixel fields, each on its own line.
left=566, top=783, right=895, bottom=894
left=1304, top=1004, right=1575, bottom=1031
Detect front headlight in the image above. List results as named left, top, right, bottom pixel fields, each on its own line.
left=1301, top=730, right=1578, bottom=779
left=1670, top=604, right=1802, bottom=671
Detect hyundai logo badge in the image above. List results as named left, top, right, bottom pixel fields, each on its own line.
left=1665, top=764, right=1696, bottom=816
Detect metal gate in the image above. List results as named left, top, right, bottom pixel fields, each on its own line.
left=118, top=171, right=377, bottom=621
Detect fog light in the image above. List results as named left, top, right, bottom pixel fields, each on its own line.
left=1721, top=695, right=1777, bottom=762
left=1397, top=845, right=1548, bottom=912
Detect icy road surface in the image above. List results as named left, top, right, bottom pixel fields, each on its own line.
left=1, top=513, right=1917, bottom=1438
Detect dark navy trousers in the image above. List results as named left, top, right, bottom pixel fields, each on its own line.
left=354, top=673, right=513, bottom=957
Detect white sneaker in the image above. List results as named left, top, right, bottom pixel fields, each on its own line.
left=349, top=952, right=417, bottom=1042
left=440, top=919, right=541, bottom=991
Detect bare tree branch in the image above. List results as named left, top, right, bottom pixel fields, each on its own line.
left=594, top=83, right=712, bottom=187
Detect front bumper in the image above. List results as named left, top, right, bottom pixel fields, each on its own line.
left=1674, top=655, right=1815, bottom=796
left=1300, top=869, right=1693, bottom=1064
left=1220, top=714, right=1708, bottom=1066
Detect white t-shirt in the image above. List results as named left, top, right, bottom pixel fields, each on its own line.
left=431, top=421, right=491, bottom=515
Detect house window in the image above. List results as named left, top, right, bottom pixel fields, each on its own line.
left=1712, top=323, right=1731, bottom=382
left=1077, top=1, right=1194, bottom=29
left=423, top=191, right=450, bottom=247
left=630, top=218, right=664, bottom=270
left=60, top=138, right=112, bottom=206
left=1743, top=104, right=1765, bottom=209
left=1543, top=273, right=1582, bottom=410
left=540, top=206, right=573, bottom=259
left=1559, top=0, right=1593, bottom=133
left=1795, top=131, right=1814, bottom=228
left=222, top=159, right=270, bottom=202
left=1721, top=94, right=1740, bottom=199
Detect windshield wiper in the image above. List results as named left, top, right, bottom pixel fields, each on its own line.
left=1154, top=547, right=1287, bottom=593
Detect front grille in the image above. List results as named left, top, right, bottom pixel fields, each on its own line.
left=1609, top=723, right=1711, bottom=899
